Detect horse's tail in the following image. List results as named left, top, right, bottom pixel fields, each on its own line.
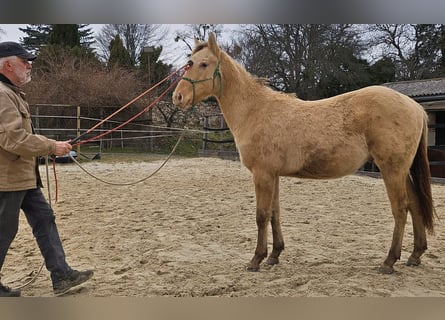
left=410, top=115, right=435, bottom=234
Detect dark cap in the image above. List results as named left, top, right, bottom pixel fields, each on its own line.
left=0, top=41, right=37, bottom=61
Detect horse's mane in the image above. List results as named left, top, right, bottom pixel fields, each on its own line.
left=192, top=41, right=268, bottom=85
left=191, top=41, right=290, bottom=98
left=254, top=77, right=270, bottom=86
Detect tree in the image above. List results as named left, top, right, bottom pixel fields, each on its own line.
left=24, top=50, right=143, bottom=113
left=232, top=24, right=371, bottom=99
left=108, top=35, right=133, bottom=68
left=174, top=24, right=224, bottom=51
left=368, top=57, right=396, bottom=84
left=19, top=24, right=96, bottom=53
left=48, top=24, right=80, bottom=47
left=19, top=24, right=52, bottom=52
left=138, top=46, right=172, bottom=83
left=96, top=24, right=167, bottom=64
left=367, top=24, right=445, bottom=80
left=317, top=44, right=372, bottom=97
left=414, top=24, right=443, bottom=78
left=78, top=24, right=96, bottom=48
left=137, top=45, right=174, bottom=126
left=440, top=26, right=445, bottom=76
left=31, top=24, right=99, bottom=73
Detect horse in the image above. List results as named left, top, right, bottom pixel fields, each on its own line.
left=172, top=33, right=435, bottom=274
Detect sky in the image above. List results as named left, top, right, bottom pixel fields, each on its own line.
left=0, top=24, right=182, bottom=65
left=0, top=24, right=27, bottom=42
left=0, top=24, right=239, bottom=68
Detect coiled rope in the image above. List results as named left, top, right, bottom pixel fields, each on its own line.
left=69, top=129, right=185, bottom=186
left=8, top=65, right=189, bottom=293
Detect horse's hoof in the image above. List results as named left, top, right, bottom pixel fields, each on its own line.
left=246, top=264, right=260, bottom=272
left=406, top=257, right=421, bottom=266
left=266, top=257, right=279, bottom=266
left=378, top=265, right=394, bottom=274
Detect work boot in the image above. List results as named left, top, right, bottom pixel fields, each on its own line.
left=52, top=269, right=94, bottom=294
left=0, top=283, right=21, bottom=297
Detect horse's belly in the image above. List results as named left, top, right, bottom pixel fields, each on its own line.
left=293, top=162, right=360, bottom=179
left=291, top=144, right=369, bottom=179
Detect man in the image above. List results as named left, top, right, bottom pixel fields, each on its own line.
left=0, top=41, right=93, bottom=297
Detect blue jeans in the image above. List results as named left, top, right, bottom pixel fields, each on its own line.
left=0, top=188, right=72, bottom=282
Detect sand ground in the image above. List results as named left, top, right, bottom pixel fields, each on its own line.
left=3, top=156, right=445, bottom=297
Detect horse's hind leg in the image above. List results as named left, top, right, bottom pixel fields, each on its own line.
left=266, top=177, right=284, bottom=266
left=379, top=171, right=410, bottom=274
left=246, top=172, right=276, bottom=271
left=405, top=177, right=428, bottom=266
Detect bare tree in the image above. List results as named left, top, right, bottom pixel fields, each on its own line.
left=26, top=51, right=142, bottom=110
left=96, top=24, right=168, bottom=64
left=232, top=24, right=368, bottom=99
left=174, top=24, right=224, bottom=52
left=367, top=24, right=444, bottom=80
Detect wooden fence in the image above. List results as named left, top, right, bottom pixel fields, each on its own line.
left=30, top=104, right=183, bottom=156
left=198, top=114, right=239, bottom=160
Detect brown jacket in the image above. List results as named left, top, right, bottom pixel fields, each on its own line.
left=0, top=79, right=56, bottom=191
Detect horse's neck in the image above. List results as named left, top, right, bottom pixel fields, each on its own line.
left=217, top=55, right=260, bottom=133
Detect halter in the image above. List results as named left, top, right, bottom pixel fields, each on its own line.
left=180, top=58, right=222, bottom=106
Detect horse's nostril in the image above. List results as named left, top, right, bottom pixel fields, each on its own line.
left=173, top=92, right=182, bottom=105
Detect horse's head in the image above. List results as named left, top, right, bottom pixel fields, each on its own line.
left=173, top=32, right=222, bottom=109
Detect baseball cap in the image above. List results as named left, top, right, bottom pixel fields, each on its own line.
left=0, top=41, right=37, bottom=61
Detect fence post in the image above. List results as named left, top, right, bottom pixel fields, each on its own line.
left=76, top=106, right=80, bottom=156
left=35, top=105, right=40, bottom=133
left=202, top=116, right=209, bottom=151
left=219, top=115, right=224, bottom=152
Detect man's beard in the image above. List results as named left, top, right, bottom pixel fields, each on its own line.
left=23, top=74, right=31, bottom=84
left=16, top=70, right=31, bottom=86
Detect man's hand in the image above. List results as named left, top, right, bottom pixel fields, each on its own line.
left=54, top=141, right=73, bottom=157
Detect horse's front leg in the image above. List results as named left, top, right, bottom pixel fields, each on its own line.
left=246, top=172, right=276, bottom=272
left=266, top=176, right=284, bottom=266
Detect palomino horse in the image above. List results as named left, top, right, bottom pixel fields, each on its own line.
left=173, top=33, right=435, bottom=274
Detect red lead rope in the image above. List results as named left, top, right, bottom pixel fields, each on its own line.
left=70, top=64, right=188, bottom=146
left=52, top=159, right=58, bottom=203
left=49, top=64, right=187, bottom=203
left=73, top=71, right=184, bottom=146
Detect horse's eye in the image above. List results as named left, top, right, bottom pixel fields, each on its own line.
left=200, top=62, right=208, bottom=68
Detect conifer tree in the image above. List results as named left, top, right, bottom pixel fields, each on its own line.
left=108, top=35, right=133, bottom=68
left=19, top=24, right=52, bottom=52
left=48, top=24, right=80, bottom=47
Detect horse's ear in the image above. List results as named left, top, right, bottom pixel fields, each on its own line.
left=208, top=32, right=221, bottom=56
left=194, top=37, right=200, bottom=47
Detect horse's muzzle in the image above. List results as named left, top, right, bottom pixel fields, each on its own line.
left=172, top=90, right=183, bottom=106
left=172, top=89, right=191, bottom=109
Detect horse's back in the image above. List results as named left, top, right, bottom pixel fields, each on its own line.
left=238, top=84, right=425, bottom=179
left=304, top=85, right=425, bottom=152
left=361, top=85, right=422, bottom=110
left=295, top=85, right=425, bottom=178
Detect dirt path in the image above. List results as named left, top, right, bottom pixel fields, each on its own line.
left=3, top=157, right=445, bottom=297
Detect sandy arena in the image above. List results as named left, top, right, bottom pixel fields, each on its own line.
left=2, top=156, right=445, bottom=297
